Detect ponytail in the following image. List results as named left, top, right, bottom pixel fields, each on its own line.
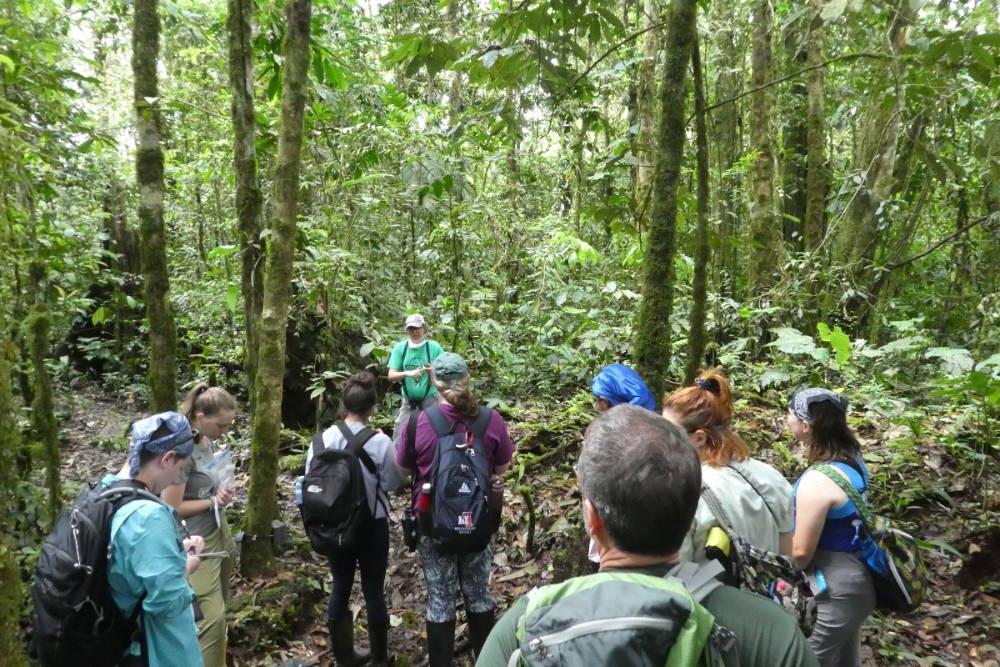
left=180, top=382, right=237, bottom=420
left=663, top=369, right=749, bottom=466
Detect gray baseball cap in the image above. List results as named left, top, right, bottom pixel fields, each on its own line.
left=432, top=352, right=468, bottom=381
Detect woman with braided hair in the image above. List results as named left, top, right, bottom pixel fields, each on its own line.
left=662, top=369, right=794, bottom=563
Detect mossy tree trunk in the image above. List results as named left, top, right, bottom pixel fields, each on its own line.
left=241, top=0, right=311, bottom=577
left=27, top=261, right=60, bottom=520
left=747, top=0, right=784, bottom=297
left=712, top=2, right=742, bottom=297
left=633, top=0, right=697, bottom=403
left=803, top=0, right=826, bottom=254
left=0, top=342, right=28, bottom=667
left=227, top=0, right=265, bottom=406
left=685, top=35, right=711, bottom=385
left=634, top=0, right=660, bottom=225
left=133, top=0, right=177, bottom=411
left=830, top=0, right=914, bottom=329
left=780, top=15, right=808, bottom=251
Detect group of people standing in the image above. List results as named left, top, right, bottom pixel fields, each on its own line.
left=94, top=312, right=878, bottom=667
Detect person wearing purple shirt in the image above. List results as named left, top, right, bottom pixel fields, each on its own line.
left=396, top=352, right=514, bottom=667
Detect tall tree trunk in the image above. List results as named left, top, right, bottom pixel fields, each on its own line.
left=712, top=1, right=742, bottom=297
left=803, top=0, right=826, bottom=253
left=780, top=16, right=808, bottom=251
left=133, top=0, right=177, bottom=411
left=831, top=0, right=914, bottom=302
left=685, top=35, right=711, bottom=385
left=227, top=0, right=264, bottom=405
left=0, top=342, right=28, bottom=667
left=634, top=0, right=660, bottom=227
left=241, top=0, right=311, bottom=577
left=27, top=260, right=59, bottom=521
left=748, top=0, right=783, bottom=297
left=634, top=0, right=697, bottom=403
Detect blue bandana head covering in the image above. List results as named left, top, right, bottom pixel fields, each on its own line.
left=127, top=411, right=196, bottom=477
left=591, top=364, right=657, bottom=412
left=790, top=388, right=849, bottom=424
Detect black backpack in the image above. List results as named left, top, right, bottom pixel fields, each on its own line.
left=300, top=422, right=382, bottom=557
left=30, top=478, right=162, bottom=667
left=423, top=405, right=497, bottom=554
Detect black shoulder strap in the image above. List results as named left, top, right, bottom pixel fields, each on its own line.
left=424, top=405, right=452, bottom=437
left=102, top=479, right=164, bottom=510
left=725, top=464, right=779, bottom=527
left=837, top=457, right=868, bottom=490
left=470, top=407, right=493, bottom=438
left=337, top=421, right=379, bottom=475
left=311, top=431, right=327, bottom=459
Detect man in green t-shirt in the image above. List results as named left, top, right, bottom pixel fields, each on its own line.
left=478, top=405, right=819, bottom=667
left=387, top=313, right=445, bottom=444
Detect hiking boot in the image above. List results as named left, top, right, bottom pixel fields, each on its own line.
left=467, top=609, right=496, bottom=659
left=426, top=619, right=456, bottom=667
left=368, top=621, right=392, bottom=666
left=328, top=617, right=371, bottom=667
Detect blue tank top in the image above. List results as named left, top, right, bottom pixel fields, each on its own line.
left=793, top=459, right=868, bottom=552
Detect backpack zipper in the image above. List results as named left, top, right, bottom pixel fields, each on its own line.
left=523, top=616, right=677, bottom=658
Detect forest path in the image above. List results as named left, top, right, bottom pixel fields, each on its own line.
left=54, top=389, right=1000, bottom=666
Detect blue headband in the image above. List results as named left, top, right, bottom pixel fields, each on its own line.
left=127, top=411, right=195, bottom=477
left=790, top=388, right=849, bottom=424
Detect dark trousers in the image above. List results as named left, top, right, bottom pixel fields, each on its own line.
left=327, top=518, right=390, bottom=627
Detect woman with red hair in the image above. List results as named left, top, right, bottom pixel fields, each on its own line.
left=663, top=370, right=793, bottom=562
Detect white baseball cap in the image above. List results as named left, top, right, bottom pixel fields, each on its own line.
left=404, top=313, right=425, bottom=329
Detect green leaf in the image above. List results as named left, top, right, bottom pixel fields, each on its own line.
left=758, top=369, right=791, bottom=389
left=91, top=305, right=110, bottom=325
left=206, top=244, right=240, bottom=261
left=817, top=322, right=852, bottom=366
left=360, top=342, right=375, bottom=357
left=820, top=0, right=848, bottom=21
left=224, top=285, right=240, bottom=313
left=769, top=327, right=817, bottom=356
left=0, top=53, right=14, bottom=73
left=925, top=347, right=974, bottom=376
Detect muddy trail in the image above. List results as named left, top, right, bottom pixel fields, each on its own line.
left=54, top=388, right=1000, bottom=666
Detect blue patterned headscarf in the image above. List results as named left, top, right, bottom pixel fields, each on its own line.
left=790, top=388, right=849, bottom=424
left=127, top=412, right=196, bottom=477
left=591, top=364, right=657, bottom=412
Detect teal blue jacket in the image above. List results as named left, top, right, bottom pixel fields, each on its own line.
left=102, top=475, right=204, bottom=667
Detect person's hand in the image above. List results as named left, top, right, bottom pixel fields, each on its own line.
left=216, top=485, right=233, bottom=507
left=184, top=535, right=205, bottom=555
left=409, top=367, right=424, bottom=379
left=183, top=536, right=204, bottom=575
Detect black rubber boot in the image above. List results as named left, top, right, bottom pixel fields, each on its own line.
left=426, top=619, right=456, bottom=667
left=368, top=621, right=392, bottom=666
left=467, top=609, right=496, bottom=660
left=329, top=617, right=371, bottom=667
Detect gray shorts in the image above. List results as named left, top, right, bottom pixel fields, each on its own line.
left=417, top=536, right=495, bottom=623
left=808, top=549, right=876, bottom=667
left=392, top=394, right=440, bottom=446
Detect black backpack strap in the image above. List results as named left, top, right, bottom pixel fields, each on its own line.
left=311, top=432, right=327, bottom=459
left=424, top=405, right=452, bottom=437
left=470, top=407, right=493, bottom=438
left=337, top=421, right=379, bottom=475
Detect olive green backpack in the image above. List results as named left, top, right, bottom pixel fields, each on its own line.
left=507, top=560, right=739, bottom=667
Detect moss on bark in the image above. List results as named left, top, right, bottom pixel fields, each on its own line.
left=26, top=308, right=60, bottom=520
left=227, top=0, right=265, bottom=404
left=685, top=36, right=711, bottom=385
left=0, top=344, right=28, bottom=666
left=133, top=0, right=177, bottom=411
left=633, top=0, right=697, bottom=403
left=241, top=0, right=312, bottom=578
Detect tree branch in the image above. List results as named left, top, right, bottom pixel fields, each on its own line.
left=693, top=52, right=891, bottom=122
left=886, top=213, right=997, bottom=271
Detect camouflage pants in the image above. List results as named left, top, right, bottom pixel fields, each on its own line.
left=417, top=536, right=495, bottom=623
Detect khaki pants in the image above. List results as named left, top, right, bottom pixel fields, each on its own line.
left=392, top=394, right=440, bottom=446
left=189, top=513, right=238, bottom=667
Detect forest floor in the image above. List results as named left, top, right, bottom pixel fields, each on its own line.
left=54, top=387, right=1000, bottom=667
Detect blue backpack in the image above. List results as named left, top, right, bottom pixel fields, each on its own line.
left=422, top=405, right=498, bottom=553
